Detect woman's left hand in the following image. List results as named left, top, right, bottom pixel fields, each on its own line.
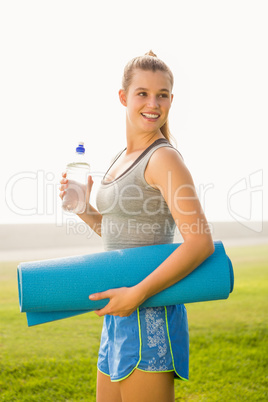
left=89, top=286, right=143, bottom=317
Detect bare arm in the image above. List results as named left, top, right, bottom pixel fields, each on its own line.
left=135, top=147, right=215, bottom=302
left=90, top=147, right=214, bottom=317
left=59, top=173, right=102, bottom=236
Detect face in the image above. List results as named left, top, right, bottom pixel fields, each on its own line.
left=119, top=69, right=173, bottom=136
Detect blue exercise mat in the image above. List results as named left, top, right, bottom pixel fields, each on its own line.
left=17, top=241, right=234, bottom=326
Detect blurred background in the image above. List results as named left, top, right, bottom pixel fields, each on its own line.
left=0, top=0, right=267, bottom=257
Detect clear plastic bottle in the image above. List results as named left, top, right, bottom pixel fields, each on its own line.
left=62, top=142, right=90, bottom=214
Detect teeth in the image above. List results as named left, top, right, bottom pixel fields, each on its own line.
left=142, top=113, right=159, bottom=118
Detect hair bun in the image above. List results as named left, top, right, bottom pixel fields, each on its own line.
left=145, top=50, right=157, bottom=58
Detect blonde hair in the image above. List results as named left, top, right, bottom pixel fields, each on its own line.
left=122, top=51, right=174, bottom=143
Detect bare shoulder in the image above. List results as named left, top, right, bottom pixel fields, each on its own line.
left=150, top=145, right=184, bottom=165
left=149, top=146, right=190, bottom=176
left=145, top=145, right=194, bottom=188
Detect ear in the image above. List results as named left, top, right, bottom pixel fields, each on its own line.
left=171, top=93, right=174, bottom=104
left=119, top=89, right=127, bottom=106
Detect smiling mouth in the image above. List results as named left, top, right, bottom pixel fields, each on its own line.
left=141, top=113, right=160, bottom=120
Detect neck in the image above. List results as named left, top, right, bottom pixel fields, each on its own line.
left=125, top=119, right=164, bottom=154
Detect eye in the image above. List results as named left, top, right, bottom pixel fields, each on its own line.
left=159, top=93, right=169, bottom=98
left=138, top=92, right=147, bottom=97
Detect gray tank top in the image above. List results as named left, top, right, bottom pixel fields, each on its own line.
left=96, top=139, right=177, bottom=251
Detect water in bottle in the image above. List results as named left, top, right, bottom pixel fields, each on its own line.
left=62, top=142, right=90, bottom=214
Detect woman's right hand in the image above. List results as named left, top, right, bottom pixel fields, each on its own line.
left=59, top=172, right=94, bottom=205
left=59, top=172, right=101, bottom=234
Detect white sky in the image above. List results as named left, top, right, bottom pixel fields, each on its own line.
left=0, top=0, right=267, bottom=229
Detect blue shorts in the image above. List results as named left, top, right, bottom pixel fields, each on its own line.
left=97, top=305, right=189, bottom=382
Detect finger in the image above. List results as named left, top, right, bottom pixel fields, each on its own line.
left=59, top=183, right=68, bottom=191
left=94, top=309, right=106, bottom=317
left=94, top=305, right=118, bottom=317
left=59, top=191, right=66, bottom=200
left=89, top=290, right=111, bottom=301
left=62, top=171, right=67, bottom=178
left=60, top=178, right=68, bottom=185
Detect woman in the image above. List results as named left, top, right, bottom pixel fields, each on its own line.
left=60, top=51, right=214, bottom=402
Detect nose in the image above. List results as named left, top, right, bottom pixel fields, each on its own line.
left=146, top=95, right=159, bottom=108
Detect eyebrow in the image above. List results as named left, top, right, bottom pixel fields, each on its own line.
left=135, top=87, right=170, bottom=93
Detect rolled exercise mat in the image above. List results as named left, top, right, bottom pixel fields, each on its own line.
left=17, top=241, right=234, bottom=326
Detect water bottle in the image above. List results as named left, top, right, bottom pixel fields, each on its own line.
left=62, top=142, right=90, bottom=214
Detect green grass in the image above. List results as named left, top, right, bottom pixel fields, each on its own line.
left=0, top=245, right=267, bottom=401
